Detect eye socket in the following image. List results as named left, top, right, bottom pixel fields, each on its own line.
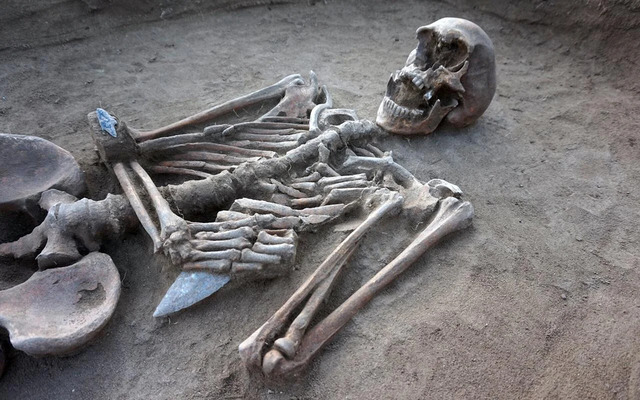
left=435, top=38, right=467, bottom=69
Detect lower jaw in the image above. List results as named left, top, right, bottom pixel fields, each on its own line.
left=376, top=102, right=427, bottom=135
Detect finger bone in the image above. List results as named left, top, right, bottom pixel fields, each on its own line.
left=290, top=182, right=317, bottom=192
left=241, top=249, right=281, bottom=264
left=193, top=237, right=252, bottom=251
left=268, top=216, right=301, bottom=229
left=231, top=198, right=297, bottom=217
left=292, top=171, right=321, bottom=183
left=189, top=216, right=271, bottom=232
left=323, top=180, right=371, bottom=192
left=195, top=226, right=255, bottom=240
left=321, top=187, right=374, bottom=205
left=298, top=204, right=345, bottom=217
left=300, top=214, right=332, bottom=226
left=252, top=242, right=295, bottom=256
left=290, top=195, right=323, bottom=208
left=216, top=210, right=251, bottom=221
left=182, top=259, right=231, bottom=273
left=365, top=143, right=385, bottom=158
left=257, top=231, right=295, bottom=245
left=271, top=179, right=308, bottom=198
left=191, top=249, right=242, bottom=261
left=350, top=146, right=376, bottom=158
left=232, top=262, right=263, bottom=273
left=317, top=173, right=367, bottom=186
left=313, top=162, right=339, bottom=177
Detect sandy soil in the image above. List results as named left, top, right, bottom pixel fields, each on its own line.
left=1, top=0, right=640, bottom=398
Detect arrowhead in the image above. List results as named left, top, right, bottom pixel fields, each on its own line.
left=153, top=271, right=230, bottom=318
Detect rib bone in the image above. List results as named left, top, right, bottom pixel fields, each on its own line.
left=168, top=151, right=257, bottom=164
left=148, top=166, right=213, bottom=179
left=225, top=140, right=299, bottom=152
left=233, top=133, right=306, bottom=143
left=143, top=142, right=276, bottom=158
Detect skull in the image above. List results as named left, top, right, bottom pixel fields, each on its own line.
left=376, top=18, right=496, bottom=135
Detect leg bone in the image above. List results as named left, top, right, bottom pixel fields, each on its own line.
left=238, top=192, right=403, bottom=372
left=259, top=197, right=473, bottom=379
left=135, top=74, right=304, bottom=141
left=130, top=161, right=188, bottom=242
left=113, top=162, right=163, bottom=250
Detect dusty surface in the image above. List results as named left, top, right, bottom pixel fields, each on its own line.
left=1, top=0, right=640, bottom=398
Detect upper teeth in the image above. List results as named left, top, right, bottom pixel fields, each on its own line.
left=401, top=68, right=426, bottom=90
left=382, top=97, right=423, bottom=119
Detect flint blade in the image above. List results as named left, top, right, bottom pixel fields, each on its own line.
left=153, top=271, right=230, bottom=318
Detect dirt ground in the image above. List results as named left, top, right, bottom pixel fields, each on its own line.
left=1, top=0, right=640, bottom=398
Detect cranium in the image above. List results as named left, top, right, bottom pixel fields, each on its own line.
left=376, top=18, right=496, bottom=135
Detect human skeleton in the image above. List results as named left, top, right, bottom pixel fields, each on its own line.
left=0, top=18, right=495, bottom=380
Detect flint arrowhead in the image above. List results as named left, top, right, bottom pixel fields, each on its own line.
left=153, top=271, right=230, bottom=318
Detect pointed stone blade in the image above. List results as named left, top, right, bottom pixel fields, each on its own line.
left=153, top=271, right=230, bottom=318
